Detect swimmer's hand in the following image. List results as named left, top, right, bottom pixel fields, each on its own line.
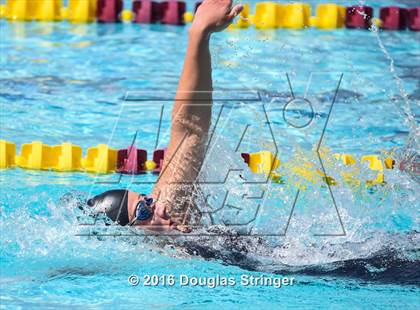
left=175, top=224, right=192, bottom=233
left=191, top=0, right=243, bottom=35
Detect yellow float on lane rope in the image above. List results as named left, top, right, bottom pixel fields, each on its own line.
left=15, top=141, right=54, bottom=170
left=67, top=0, right=96, bottom=23
left=121, top=10, right=132, bottom=23
left=282, top=3, right=311, bottom=29
left=145, top=160, right=157, bottom=171
left=334, top=153, right=357, bottom=165
left=0, top=5, right=5, bottom=19
left=60, top=7, right=68, bottom=20
left=0, top=140, right=16, bottom=168
left=384, top=157, right=395, bottom=169
left=254, top=2, right=281, bottom=29
left=183, top=11, right=193, bottom=23
left=248, top=151, right=280, bottom=174
left=361, top=155, right=385, bottom=185
left=4, top=0, right=62, bottom=21
left=51, top=143, right=83, bottom=172
left=4, top=0, right=27, bottom=20
left=236, top=4, right=251, bottom=28
left=81, top=144, right=117, bottom=173
left=372, top=18, right=381, bottom=28
left=33, top=0, right=62, bottom=21
left=313, top=3, right=345, bottom=29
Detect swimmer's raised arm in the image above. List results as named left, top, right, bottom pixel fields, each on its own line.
left=86, top=1, right=243, bottom=232
left=151, top=1, right=243, bottom=227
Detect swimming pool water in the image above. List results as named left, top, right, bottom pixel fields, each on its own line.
left=1, top=2, right=419, bottom=308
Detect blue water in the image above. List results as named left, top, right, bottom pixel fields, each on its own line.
left=1, top=5, right=419, bottom=309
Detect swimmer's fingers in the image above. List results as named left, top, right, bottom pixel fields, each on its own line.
left=227, top=4, right=243, bottom=22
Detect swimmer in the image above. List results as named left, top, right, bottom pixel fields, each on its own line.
left=86, top=0, right=244, bottom=233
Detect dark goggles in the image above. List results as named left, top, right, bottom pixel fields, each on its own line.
left=129, top=196, right=154, bottom=226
